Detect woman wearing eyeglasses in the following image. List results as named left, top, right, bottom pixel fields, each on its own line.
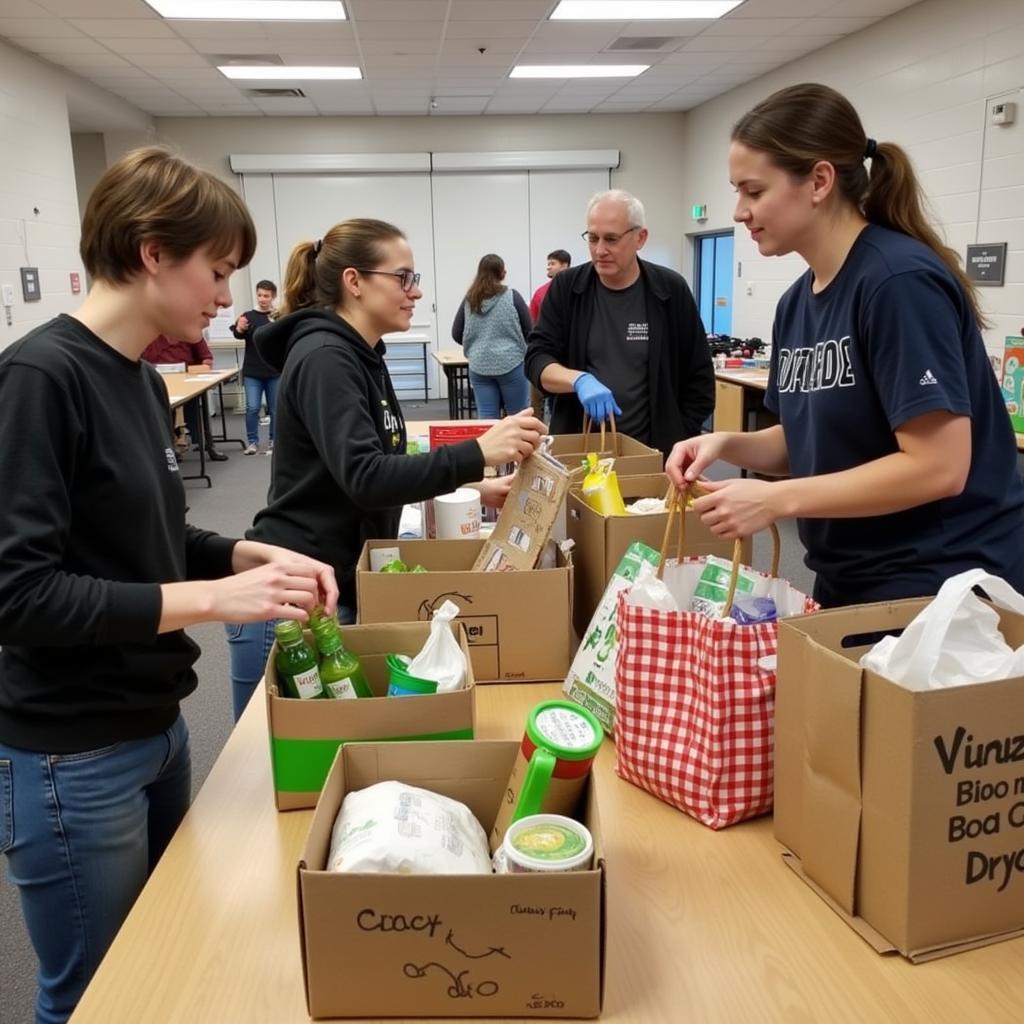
left=224, top=218, right=546, bottom=720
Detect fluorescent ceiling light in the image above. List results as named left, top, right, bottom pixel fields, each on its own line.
left=144, top=1, right=346, bottom=20
left=510, top=65, right=648, bottom=79
left=550, top=0, right=743, bottom=19
left=219, top=65, right=361, bottom=80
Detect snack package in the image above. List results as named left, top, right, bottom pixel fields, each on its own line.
left=405, top=599, right=467, bottom=692
left=580, top=452, right=626, bottom=516
left=327, top=781, right=491, bottom=874
left=626, top=497, right=668, bottom=515
left=689, top=554, right=768, bottom=619
left=728, top=593, right=778, bottom=625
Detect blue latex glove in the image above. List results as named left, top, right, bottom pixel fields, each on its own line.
left=573, top=372, right=622, bottom=423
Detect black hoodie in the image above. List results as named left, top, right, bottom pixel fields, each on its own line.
left=248, top=309, right=485, bottom=607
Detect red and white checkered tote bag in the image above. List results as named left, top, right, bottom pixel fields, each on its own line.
left=614, top=488, right=816, bottom=829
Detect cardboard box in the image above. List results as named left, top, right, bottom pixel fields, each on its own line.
left=297, top=740, right=606, bottom=1019
left=566, top=474, right=752, bottom=635
left=473, top=447, right=572, bottom=572
left=1000, top=336, right=1024, bottom=432
left=357, top=539, right=573, bottom=682
left=775, top=599, right=1024, bottom=961
left=265, top=621, right=476, bottom=811
left=548, top=430, right=662, bottom=477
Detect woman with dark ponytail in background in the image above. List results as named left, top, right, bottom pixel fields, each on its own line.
left=224, top=219, right=546, bottom=719
left=667, top=83, right=1024, bottom=606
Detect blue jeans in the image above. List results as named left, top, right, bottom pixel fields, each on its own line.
left=0, top=716, right=191, bottom=1024
left=225, top=606, right=356, bottom=722
left=244, top=375, right=279, bottom=446
left=469, top=365, right=529, bottom=420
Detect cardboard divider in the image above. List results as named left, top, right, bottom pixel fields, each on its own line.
left=776, top=598, right=1024, bottom=961
left=357, top=539, right=573, bottom=683
left=265, top=621, right=476, bottom=811
left=298, top=740, right=605, bottom=1019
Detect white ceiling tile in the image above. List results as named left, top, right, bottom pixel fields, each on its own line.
left=32, top=37, right=110, bottom=54
left=655, top=52, right=733, bottom=70
left=703, top=17, right=792, bottom=36
left=787, top=16, right=878, bottom=35
left=124, top=52, right=215, bottom=67
left=68, top=18, right=176, bottom=38
left=274, top=41, right=360, bottom=55
left=729, top=0, right=838, bottom=15
left=0, top=16, right=85, bottom=37
left=356, top=20, right=442, bottom=40
left=59, top=52, right=135, bottom=68
left=259, top=21, right=354, bottom=40
left=250, top=96, right=319, bottom=113
left=525, top=37, right=620, bottom=55
left=757, top=34, right=840, bottom=51
left=0, top=1, right=51, bottom=15
left=679, top=35, right=763, bottom=52
left=529, top=22, right=621, bottom=46
left=361, top=39, right=439, bottom=56
left=348, top=0, right=448, bottom=20
left=836, top=0, right=918, bottom=14
left=104, top=36, right=195, bottom=54
left=170, top=23, right=272, bottom=42
left=427, top=95, right=488, bottom=112
left=449, top=0, right=552, bottom=18
left=439, top=39, right=525, bottom=57
left=617, top=19, right=715, bottom=36
left=443, top=21, right=534, bottom=40
left=150, top=68, right=224, bottom=83
left=35, top=0, right=150, bottom=15
left=438, top=50, right=516, bottom=66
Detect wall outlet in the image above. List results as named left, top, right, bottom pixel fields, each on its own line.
left=1, top=284, right=14, bottom=306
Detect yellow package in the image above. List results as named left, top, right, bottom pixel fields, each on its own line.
left=581, top=452, right=627, bottom=515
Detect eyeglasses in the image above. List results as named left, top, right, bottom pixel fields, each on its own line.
left=581, top=225, right=641, bottom=246
left=354, top=269, right=422, bottom=292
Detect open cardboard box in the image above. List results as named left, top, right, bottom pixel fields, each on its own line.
left=548, top=430, right=662, bottom=477
left=566, top=473, right=752, bottom=635
left=775, top=599, right=1024, bottom=961
left=265, top=621, right=475, bottom=811
left=357, top=539, right=573, bottom=683
left=298, top=740, right=606, bottom=1019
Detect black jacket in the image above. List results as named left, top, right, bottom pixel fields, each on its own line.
left=525, top=259, right=714, bottom=458
left=230, top=308, right=278, bottom=379
left=250, top=309, right=485, bottom=607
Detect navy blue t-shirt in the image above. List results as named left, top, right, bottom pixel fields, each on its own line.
left=765, top=224, right=1024, bottom=604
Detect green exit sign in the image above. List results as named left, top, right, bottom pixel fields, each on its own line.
left=692, top=204, right=707, bottom=221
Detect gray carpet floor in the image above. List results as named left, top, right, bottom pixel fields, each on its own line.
left=0, top=402, right=815, bottom=1024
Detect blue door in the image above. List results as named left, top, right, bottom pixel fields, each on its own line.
left=695, top=232, right=734, bottom=336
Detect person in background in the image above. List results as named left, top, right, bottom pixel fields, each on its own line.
left=142, top=332, right=228, bottom=461
left=0, top=146, right=336, bottom=1024
left=225, top=220, right=546, bottom=722
left=526, top=190, right=714, bottom=459
left=527, top=249, right=572, bottom=420
left=231, top=278, right=280, bottom=455
left=666, top=82, right=1024, bottom=606
left=529, top=248, right=571, bottom=321
left=451, top=253, right=532, bottom=420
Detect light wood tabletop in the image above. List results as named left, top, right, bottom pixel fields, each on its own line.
left=714, top=367, right=770, bottom=390
left=432, top=350, right=469, bottom=367
left=70, top=681, right=1024, bottom=1023
left=158, top=367, right=238, bottom=410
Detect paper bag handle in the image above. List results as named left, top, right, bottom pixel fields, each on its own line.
left=658, top=483, right=781, bottom=616
left=581, top=412, right=618, bottom=454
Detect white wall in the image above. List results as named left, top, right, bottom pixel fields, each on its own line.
left=0, top=38, right=152, bottom=346
left=147, top=113, right=690, bottom=308
left=678, top=0, right=1024, bottom=360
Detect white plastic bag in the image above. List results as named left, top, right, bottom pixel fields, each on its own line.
left=624, top=559, right=680, bottom=612
left=406, top=599, right=467, bottom=692
left=859, top=569, right=1024, bottom=690
left=327, top=781, right=492, bottom=874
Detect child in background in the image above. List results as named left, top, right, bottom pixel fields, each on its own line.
left=231, top=279, right=280, bottom=455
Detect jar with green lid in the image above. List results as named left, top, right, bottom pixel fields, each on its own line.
left=274, top=620, right=324, bottom=700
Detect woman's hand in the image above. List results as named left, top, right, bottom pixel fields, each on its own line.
left=692, top=477, right=781, bottom=539
left=665, top=432, right=728, bottom=489
left=476, top=409, right=547, bottom=467
left=230, top=540, right=338, bottom=616
left=470, top=475, right=514, bottom=509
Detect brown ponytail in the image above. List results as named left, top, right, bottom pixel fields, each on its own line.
left=275, top=218, right=406, bottom=318
left=732, top=83, right=988, bottom=328
left=465, top=253, right=506, bottom=314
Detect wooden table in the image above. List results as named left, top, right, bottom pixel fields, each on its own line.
left=432, top=351, right=475, bottom=420
left=159, top=368, right=241, bottom=487
left=70, top=681, right=1024, bottom=1023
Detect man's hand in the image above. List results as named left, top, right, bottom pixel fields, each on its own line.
left=471, top=475, right=514, bottom=509
left=692, top=477, right=781, bottom=539
left=572, top=372, right=621, bottom=422
left=231, top=540, right=338, bottom=617
left=236, top=314, right=250, bottom=333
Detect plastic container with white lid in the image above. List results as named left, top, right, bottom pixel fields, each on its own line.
left=501, top=813, right=594, bottom=874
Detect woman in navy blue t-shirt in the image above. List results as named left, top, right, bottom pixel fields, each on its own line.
left=666, top=82, right=1024, bottom=607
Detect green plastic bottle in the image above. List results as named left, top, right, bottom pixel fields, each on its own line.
left=312, top=620, right=373, bottom=700
left=273, top=621, right=324, bottom=700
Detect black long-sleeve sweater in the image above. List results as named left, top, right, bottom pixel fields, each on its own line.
left=0, top=315, right=237, bottom=753
left=249, top=309, right=485, bottom=608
